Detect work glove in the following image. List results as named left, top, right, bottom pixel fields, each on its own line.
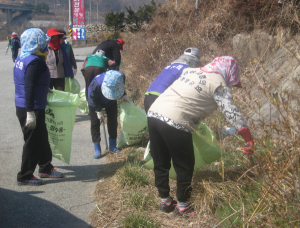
left=73, top=68, right=77, bottom=76
left=25, top=111, right=36, bottom=129
left=122, top=95, right=130, bottom=103
left=237, top=126, right=254, bottom=158
left=96, top=111, right=104, bottom=123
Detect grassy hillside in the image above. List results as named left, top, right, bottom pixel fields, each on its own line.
left=90, top=0, right=300, bottom=227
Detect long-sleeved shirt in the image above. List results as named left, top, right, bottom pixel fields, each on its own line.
left=92, top=40, right=121, bottom=67
left=148, top=86, right=247, bottom=132
left=25, top=58, right=48, bottom=111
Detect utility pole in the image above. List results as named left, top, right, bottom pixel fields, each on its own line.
left=90, top=0, right=92, bottom=25
left=69, top=0, right=72, bottom=27
left=97, top=4, right=98, bottom=24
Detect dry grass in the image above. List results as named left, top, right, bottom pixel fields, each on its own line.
left=89, top=148, right=219, bottom=228
left=88, top=0, right=300, bottom=227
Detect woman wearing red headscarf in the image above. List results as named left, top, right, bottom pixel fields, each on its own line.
left=147, top=56, right=254, bottom=217
left=46, top=28, right=74, bottom=91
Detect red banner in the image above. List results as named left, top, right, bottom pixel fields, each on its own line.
left=73, top=0, right=85, bottom=28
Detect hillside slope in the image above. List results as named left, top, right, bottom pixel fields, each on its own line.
left=90, top=0, right=300, bottom=227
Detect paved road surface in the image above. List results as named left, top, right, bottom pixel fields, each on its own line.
left=0, top=42, right=110, bottom=228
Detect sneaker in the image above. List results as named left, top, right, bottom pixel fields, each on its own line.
left=38, top=167, right=64, bottom=178
left=173, top=205, right=195, bottom=217
left=17, top=176, right=44, bottom=186
left=159, top=199, right=177, bottom=213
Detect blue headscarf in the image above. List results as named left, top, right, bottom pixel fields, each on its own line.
left=20, top=28, right=50, bottom=60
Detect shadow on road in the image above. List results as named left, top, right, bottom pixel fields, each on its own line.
left=0, top=188, right=90, bottom=228
left=75, top=114, right=90, bottom=123
left=44, top=162, right=124, bottom=185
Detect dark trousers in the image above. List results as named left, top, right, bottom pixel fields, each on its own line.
left=144, top=94, right=159, bottom=114
left=89, top=103, right=118, bottom=143
left=148, top=117, right=195, bottom=202
left=16, top=107, right=53, bottom=181
left=12, top=48, right=19, bottom=62
left=49, top=78, right=65, bottom=91
left=84, top=66, right=105, bottom=100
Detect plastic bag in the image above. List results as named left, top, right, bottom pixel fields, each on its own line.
left=78, top=88, right=89, bottom=113
left=143, top=141, right=151, bottom=162
left=65, top=77, right=80, bottom=94
left=144, top=123, right=222, bottom=179
left=45, top=90, right=79, bottom=164
left=117, top=101, right=148, bottom=147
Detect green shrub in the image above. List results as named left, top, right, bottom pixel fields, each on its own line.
left=107, top=32, right=121, bottom=40
left=105, top=10, right=125, bottom=33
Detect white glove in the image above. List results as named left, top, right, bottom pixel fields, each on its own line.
left=96, top=111, right=104, bottom=123
left=122, top=95, right=130, bottom=103
left=25, top=111, right=36, bottom=129
left=73, top=68, right=77, bottom=75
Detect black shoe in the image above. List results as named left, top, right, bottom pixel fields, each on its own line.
left=173, top=205, right=194, bottom=217
left=159, top=199, right=177, bottom=213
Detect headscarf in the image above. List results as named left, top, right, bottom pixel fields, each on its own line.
left=20, top=28, right=50, bottom=60
left=172, top=47, right=202, bottom=68
left=200, top=56, right=241, bottom=87
left=101, top=70, right=125, bottom=100
left=11, top=32, right=18, bottom=38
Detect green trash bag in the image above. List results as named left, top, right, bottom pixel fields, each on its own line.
left=143, top=141, right=151, bottom=162
left=45, top=90, right=79, bottom=164
left=65, top=77, right=80, bottom=94
left=78, top=88, right=88, bottom=113
left=117, top=101, right=148, bottom=147
left=144, top=123, right=222, bottom=180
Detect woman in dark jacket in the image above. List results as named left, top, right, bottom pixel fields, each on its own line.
left=88, top=70, right=130, bottom=158
left=92, top=39, right=124, bottom=68
left=7, top=32, right=21, bottom=62
left=14, top=28, right=64, bottom=186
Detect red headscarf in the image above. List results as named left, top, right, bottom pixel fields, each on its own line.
left=47, top=28, right=63, bottom=50
left=200, top=56, right=242, bottom=88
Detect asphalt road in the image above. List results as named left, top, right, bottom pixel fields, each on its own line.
left=0, top=42, right=110, bottom=228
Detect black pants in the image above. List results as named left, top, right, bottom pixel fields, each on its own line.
left=148, top=117, right=195, bottom=202
left=16, top=107, right=53, bottom=181
left=49, top=78, right=65, bottom=91
left=84, top=66, right=105, bottom=100
left=89, top=103, right=118, bottom=143
left=12, top=48, right=19, bottom=62
left=144, top=94, right=159, bottom=114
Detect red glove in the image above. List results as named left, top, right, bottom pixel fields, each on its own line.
left=237, top=126, right=254, bottom=157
